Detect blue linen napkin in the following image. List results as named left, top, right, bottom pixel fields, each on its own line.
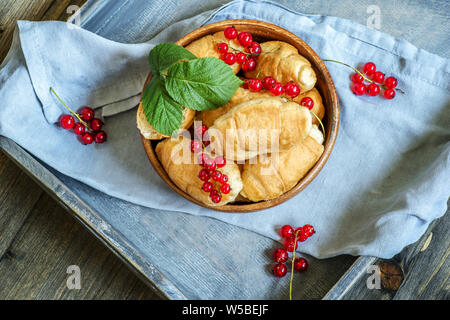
left=0, top=0, right=448, bottom=259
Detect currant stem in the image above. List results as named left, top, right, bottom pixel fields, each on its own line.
left=50, top=87, right=90, bottom=128
left=322, top=59, right=373, bottom=83
left=289, top=229, right=301, bottom=300
left=309, top=109, right=326, bottom=137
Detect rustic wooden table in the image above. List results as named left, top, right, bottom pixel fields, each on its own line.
left=0, top=0, right=448, bottom=300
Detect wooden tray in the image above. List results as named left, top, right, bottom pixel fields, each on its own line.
left=0, top=0, right=382, bottom=300
left=141, top=19, right=339, bottom=212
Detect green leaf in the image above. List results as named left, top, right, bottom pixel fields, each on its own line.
left=142, top=76, right=183, bottom=136
left=149, top=43, right=196, bottom=76
left=164, top=57, right=243, bottom=111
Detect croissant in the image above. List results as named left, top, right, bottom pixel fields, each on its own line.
left=138, top=31, right=245, bottom=140
left=137, top=100, right=195, bottom=140
left=208, top=97, right=312, bottom=161
left=155, top=136, right=243, bottom=206
left=244, top=41, right=316, bottom=93
left=240, top=132, right=324, bottom=202
left=196, top=87, right=273, bottom=128
left=293, top=88, right=325, bottom=126
left=185, top=31, right=245, bottom=74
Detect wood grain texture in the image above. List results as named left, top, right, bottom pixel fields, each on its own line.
left=0, top=0, right=159, bottom=300
left=141, top=19, right=339, bottom=212
left=324, top=207, right=449, bottom=300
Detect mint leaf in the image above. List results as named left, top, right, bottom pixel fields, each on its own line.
left=149, top=43, right=196, bottom=76
left=164, top=57, right=243, bottom=111
left=142, top=77, right=183, bottom=136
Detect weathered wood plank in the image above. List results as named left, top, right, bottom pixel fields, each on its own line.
left=325, top=207, right=449, bottom=300
left=0, top=0, right=160, bottom=300
left=0, top=192, right=159, bottom=299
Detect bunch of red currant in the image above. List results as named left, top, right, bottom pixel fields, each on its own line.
left=243, top=76, right=315, bottom=110
left=60, top=106, right=107, bottom=145
left=190, top=124, right=230, bottom=204
left=217, top=26, right=260, bottom=72
left=272, top=224, right=315, bottom=277
left=351, top=62, right=399, bottom=99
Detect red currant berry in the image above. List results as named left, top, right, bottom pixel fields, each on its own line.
left=190, top=140, right=203, bottom=153
left=249, top=78, right=263, bottom=92
left=220, top=183, right=231, bottom=194
left=79, top=107, right=94, bottom=121
left=94, top=131, right=107, bottom=144
left=384, top=88, right=396, bottom=99
left=372, top=71, right=385, bottom=83
left=366, top=83, right=380, bottom=96
left=210, top=189, right=219, bottom=197
left=199, top=169, right=211, bottom=182
left=204, top=158, right=217, bottom=171
left=294, top=258, right=308, bottom=272
left=198, top=153, right=209, bottom=166
left=351, top=73, right=364, bottom=83
left=73, top=122, right=86, bottom=135
left=224, top=26, right=238, bottom=40
left=293, top=227, right=308, bottom=242
left=211, top=170, right=222, bottom=182
left=248, top=42, right=261, bottom=55
left=300, top=97, right=314, bottom=110
left=270, top=83, right=284, bottom=96
left=363, top=62, right=376, bottom=76
left=241, top=58, right=256, bottom=72
left=217, top=42, right=228, bottom=54
left=351, top=82, right=366, bottom=96
left=237, top=32, right=253, bottom=47
left=219, top=174, right=228, bottom=184
left=211, top=194, right=222, bottom=203
left=262, top=76, right=276, bottom=90
left=59, top=114, right=75, bottom=130
left=302, top=224, right=315, bottom=237
left=81, top=132, right=94, bottom=145
left=384, top=76, right=398, bottom=89
left=222, top=52, right=236, bottom=65
left=90, top=118, right=103, bottom=132
left=215, top=156, right=226, bottom=168
left=280, top=225, right=294, bottom=238
left=235, top=52, right=247, bottom=64
left=283, top=238, right=298, bottom=252
left=194, top=124, right=208, bottom=139
left=273, top=248, right=289, bottom=263
left=273, top=263, right=287, bottom=277
left=202, top=181, right=213, bottom=193
left=284, top=82, right=300, bottom=98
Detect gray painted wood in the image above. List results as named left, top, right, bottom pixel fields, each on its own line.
left=1, top=0, right=448, bottom=299
left=325, top=207, right=449, bottom=300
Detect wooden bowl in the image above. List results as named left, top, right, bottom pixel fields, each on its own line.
left=140, top=19, right=339, bottom=213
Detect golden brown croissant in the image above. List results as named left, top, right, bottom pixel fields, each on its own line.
left=137, top=100, right=195, bottom=140
left=155, top=136, right=243, bottom=206
left=185, top=31, right=245, bottom=74
left=240, top=135, right=324, bottom=202
left=208, top=97, right=312, bottom=161
left=196, top=87, right=273, bottom=128
left=293, top=88, right=325, bottom=126
left=244, top=41, right=316, bottom=93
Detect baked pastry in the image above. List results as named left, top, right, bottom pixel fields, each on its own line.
left=209, top=97, right=312, bottom=161
left=196, top=87, right=273, bottom=128
left=244, top=41, right=316, bottom=92
left=155, top=136, right=243, bottom=206
left=137, top=100, right=195, bottom=140
left=185, top=31, right=245, bottom=74
left=240, top=133, right=324, bottom=202
left=293, top=88, right=325, bottom=126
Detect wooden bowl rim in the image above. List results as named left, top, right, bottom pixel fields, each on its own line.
left=140, top=19, right=339, bottom=213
